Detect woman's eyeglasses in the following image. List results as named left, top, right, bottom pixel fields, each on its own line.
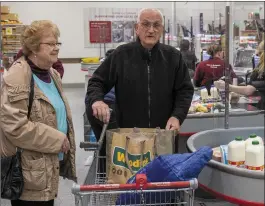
left=40, top=42, right=62, bottom=48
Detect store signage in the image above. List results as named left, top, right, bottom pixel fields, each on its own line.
left=200, top=13, right=203, bottom=33
left=89, top=21, right=112, bottom=43
left=84, top=7, right=165, bottom=47
left=94, top=12, right=138, bottom=19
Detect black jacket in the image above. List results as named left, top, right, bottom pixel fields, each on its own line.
left=85, top=39, right=194, bottom=128
left=181, top=50, right=197, bottom=71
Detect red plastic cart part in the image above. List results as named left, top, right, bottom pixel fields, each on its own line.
left=179, top=132, right=197, bottom=137
left=199, top=183, right=265, bottom=206
left=75, top=174, right=197, bottom=192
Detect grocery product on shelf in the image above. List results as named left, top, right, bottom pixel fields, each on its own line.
left=1, top=6, right=22, bottom=25
left=245, top=141, right=264, bottom=171
left=1, top=6, right=10, bottom=14
left=227, top=136, right=245, bottom=167
left=245, top=134, right=264, bottom=149
left=1, top=6, right=25, bottom=68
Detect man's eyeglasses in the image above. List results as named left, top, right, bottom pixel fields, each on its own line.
left=140, top=21, right=163, bottom=31
left=40, top=42, right=62, bottom=48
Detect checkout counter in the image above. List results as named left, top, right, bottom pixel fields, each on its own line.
left=178, top=86, right=264, bottom=153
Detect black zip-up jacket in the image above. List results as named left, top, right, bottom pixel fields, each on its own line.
left=85, top=39, right=194, bottom=128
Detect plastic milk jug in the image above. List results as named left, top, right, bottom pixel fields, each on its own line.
left=245, top=141, right=264, bottom=171
left=228, top=136, right=245, bottom=167
left=245, top=134, right=264, bottom=149
left=210, top=86, right=219, bottom=99
left=200, top=87, right=209, bottom=100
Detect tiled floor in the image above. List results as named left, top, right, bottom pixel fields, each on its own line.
left=1, top=87, right=93, bottom=206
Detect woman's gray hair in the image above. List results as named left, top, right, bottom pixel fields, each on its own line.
left=21, top=20, right=60, bottom=56
left=136, top=8, right=164, bottom=24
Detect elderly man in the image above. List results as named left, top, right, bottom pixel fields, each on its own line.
left=86, top=8, right=194, bottom=139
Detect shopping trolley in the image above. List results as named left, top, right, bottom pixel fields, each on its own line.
left=72, top=113, right=198, bottom=206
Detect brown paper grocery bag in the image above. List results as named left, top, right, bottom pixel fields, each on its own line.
left=106, top=128, right=176, bottom=184
left=107, top=131, right=155, bottom=184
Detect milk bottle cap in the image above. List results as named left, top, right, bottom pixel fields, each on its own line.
left=235, top=136, right=243, bottom=141
left=252, top=140, right=259, bottom=145
left=249, top=134, right=257, bottom=138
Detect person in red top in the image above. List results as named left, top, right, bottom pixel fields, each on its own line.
left=193, top=44, right=237, bottom=87
left=15, top=49, right=64, bottom=78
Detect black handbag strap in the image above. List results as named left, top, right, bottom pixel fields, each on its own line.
left=27, top=73, right=34, bottom=119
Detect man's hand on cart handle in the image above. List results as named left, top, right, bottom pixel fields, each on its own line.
left=92, top=101, right=110, bottom=123
left=166, top=117, right=180, bottom=132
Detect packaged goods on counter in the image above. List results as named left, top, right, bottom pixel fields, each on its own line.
left=245, top=134, right=264, bottom=149
left=188, top=102, right=225, bottom=114
left=212, top=134, right=264, bottom=172
left=212, top=147, right=222, bottom=162
left=228, top=136, right=245, bottom=167
left=200, top=86, right=219, bottom=101
left=245, top=141, right=264, bottom=171
left=220, top=145, right=228, bottom=164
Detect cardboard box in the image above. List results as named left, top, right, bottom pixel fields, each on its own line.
left=1, top=6, right=10, bottom=14
left=14, top=26, right=25, bottom=34
left=7, top=13, right=19, bottom=21
left=1, top=13, right=19, bottom=22
left=1, top=14, right=9, bottom=21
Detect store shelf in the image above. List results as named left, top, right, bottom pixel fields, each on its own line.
left=2, top=51, right=20, bottom=54
left=2, top=34, right=21, bottom=36
left=1, top=7, right=24, bottom=69
left=3, top=40, right=20, bottom=43
left=1, top=24, right=23, bottom=27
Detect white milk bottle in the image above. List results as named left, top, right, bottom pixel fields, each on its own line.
left=200, top=87, right=209, bottom=100
left=245, top=134, right=264, bottom=149
left=210, top=86, right=219, bottom=99
left=228, top=136, right=245, bottom=167
left=245, top=141, right=264, bottom=171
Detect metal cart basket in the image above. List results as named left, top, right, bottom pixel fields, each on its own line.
left=72, top=115, right=198, bottom=206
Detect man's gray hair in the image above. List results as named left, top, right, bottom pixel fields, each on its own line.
left=136, top=8, right=164, bottom=25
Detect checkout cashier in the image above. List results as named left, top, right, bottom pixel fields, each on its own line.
left=193, top=44, right=238, bottom=87
left=215, top=41, right=265, bottom=110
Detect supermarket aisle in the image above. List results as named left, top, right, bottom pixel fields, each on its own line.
left=1, top=87, right=92, bottom=206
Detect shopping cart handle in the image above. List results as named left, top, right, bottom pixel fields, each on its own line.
left=80, top=141, right=99, bottom=149
left=72, top=175, right=198, bottom=194
left=81, top=109, right=112, bottom=151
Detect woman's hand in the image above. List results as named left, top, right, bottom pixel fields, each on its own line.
left=61, top=136, right=70, bottom=153
left=214, top=80, right=225, bottom=90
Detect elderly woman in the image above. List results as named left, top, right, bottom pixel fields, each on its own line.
left=0, top=20, right=76, bottom=206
